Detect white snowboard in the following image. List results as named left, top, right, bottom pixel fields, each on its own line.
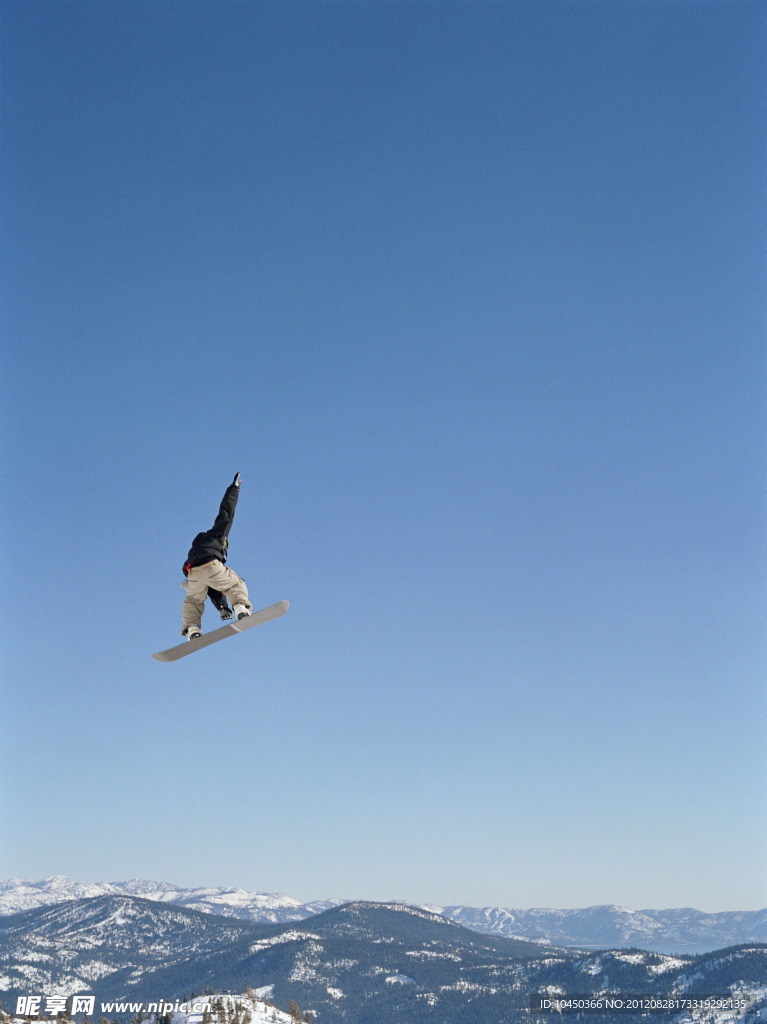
left=153, top=600, right=289, bottom=662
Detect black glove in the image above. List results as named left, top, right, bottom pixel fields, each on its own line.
left=233, top=472, right=241, bottom=488
left=220, top=607, right=233, bottom=621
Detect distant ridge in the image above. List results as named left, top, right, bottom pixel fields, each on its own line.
left=425, top=903, right=767, bottom=952
left=1, top=877, right=765, bottom=952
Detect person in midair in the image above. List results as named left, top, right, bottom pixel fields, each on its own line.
left=181, top=472, right=253, bottom=640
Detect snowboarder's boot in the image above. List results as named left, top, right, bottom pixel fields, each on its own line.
left=183, top=625, right=202, bottom=641
left=233, top=604, right=251, bottom=620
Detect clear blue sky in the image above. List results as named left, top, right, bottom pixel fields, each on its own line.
left=2, top=0, right=765, bottom=913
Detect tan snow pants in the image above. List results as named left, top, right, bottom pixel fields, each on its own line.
left=181, top=560, right=252, bottom=633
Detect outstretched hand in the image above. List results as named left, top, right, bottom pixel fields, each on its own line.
left=233, top=472, right=241, bottom=488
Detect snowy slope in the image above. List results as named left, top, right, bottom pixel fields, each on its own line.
left=171, top=992, right=298, bottom=1024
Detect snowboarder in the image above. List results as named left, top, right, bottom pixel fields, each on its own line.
left=181, top=473, right=253, bottom=640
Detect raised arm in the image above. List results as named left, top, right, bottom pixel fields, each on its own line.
left=209, top=473, right=242, bottom=542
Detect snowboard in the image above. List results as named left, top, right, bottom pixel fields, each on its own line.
left=153, top=599, right=289, bottom=662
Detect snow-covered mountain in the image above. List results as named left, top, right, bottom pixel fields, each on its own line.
left=0, top=877, right=132, bottom=911
left=1, top=896, right=765, bottom=1024
left=0, top=877, right=341, bottom=924
left=2, top=877, right=765, bottom=952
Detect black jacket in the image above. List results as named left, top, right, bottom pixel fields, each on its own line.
left=183, top=482, right=240, bottom=576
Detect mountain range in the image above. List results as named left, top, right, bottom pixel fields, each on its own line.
left=2, top=877, right=765, bottom=952
left=1, top=895, right=766, bottom=1024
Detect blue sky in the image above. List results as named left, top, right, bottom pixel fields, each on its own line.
left=2, top=0, right=765, bottom=913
